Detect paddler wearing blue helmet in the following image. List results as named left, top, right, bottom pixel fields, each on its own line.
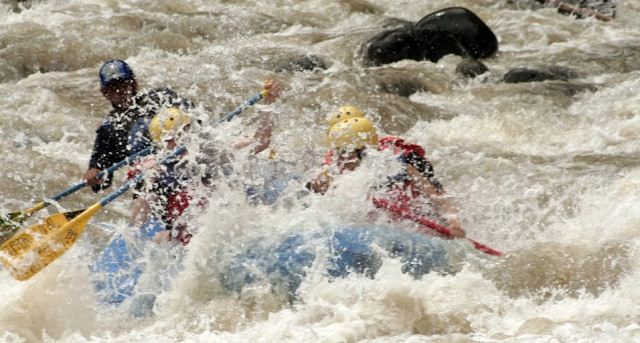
left=83, top=59, right=193, bottom=192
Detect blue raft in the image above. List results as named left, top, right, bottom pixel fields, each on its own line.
left=90, top=219, right=168, bottom=314
left=90, top=221, right=456, bottom=314
left=219, top=226, right=452, bottom=299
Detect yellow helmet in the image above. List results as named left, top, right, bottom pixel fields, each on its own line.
left=149, top=107, right=191, bottom=142
left=326, top=105, right=365, bottom=127
left=328, top=117, right=378, bottom=150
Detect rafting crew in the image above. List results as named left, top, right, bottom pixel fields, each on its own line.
left=307, top=106, right=466, bottom=238
left=126, top=81, right=281, bottom=244
left=81, top=59, right=462, bottom=245
left=83, top=60, right=193, bottom=192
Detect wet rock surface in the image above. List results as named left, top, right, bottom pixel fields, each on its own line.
left=363, top=7, right=498, bottom=67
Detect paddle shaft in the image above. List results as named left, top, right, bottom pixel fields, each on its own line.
left=90, top=91, right=264, bottom=213
left=372, top=197, right=503, bottom=257
left=13, top=146, right=155, bottom=222
left=87, top=90, right=263, bottom=218
left=57, top=147, right=154, bottom=201
left=87, top=90, right=264, bottom=200
left=218, top=91, right=265, bottom=123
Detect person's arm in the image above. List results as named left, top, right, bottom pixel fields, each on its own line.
left=250, top=116, right=272, bottom=155
left=232, top=114, right=273, bottom=155
left=232, top=79, right=280, bottom=154
left=405, top=159, right=466, bottom=238
left=84, top=125, right=115, bottom=191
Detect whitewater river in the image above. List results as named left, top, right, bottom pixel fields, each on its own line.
left=1, top=0, right=640, bottom=342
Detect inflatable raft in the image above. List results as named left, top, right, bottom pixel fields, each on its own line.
left=90, top=220, right=462, bottom=316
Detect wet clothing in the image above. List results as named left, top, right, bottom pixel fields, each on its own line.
left=130, top=154, right=194, bottom=245
left=88, top=111, right=134, bottom=191
left=88, top=87, right=193, bottom=192
left=375, top=137, right=444, bottom=222
left=129, top=131, right=226, bottom=244
left=377, top=136, right=442, bottom=191
left=127, top=117, right=152, bottom=158
left=148, top=158, right=192, bottom=225
left=321, top=136, right=441, bottom=190
left=320, top=136, right=445, bottom=223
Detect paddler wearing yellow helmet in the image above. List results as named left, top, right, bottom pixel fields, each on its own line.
left=306, top=107, right=379, bottom=194
left=308, top=105, right=466, bottom=238
left=127, top=106, right=195, bottom=245
left=327, top=116, right=378, bottom=170
left=128, top=80, right=283, bottom=244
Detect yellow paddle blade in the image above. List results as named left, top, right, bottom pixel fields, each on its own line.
left=0, top=207, right=96, bottom=281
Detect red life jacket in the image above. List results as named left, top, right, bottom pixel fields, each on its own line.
left=377, top=135, right=427, bottom=198
left=165, top=190, right=192, bottom=246
left=323, top=136, right=443, bottom=227
left=377, top=136, right=426, bottom=159
left=128, top=162, right=191, bottom=233
left=164, top=190, right=190, bottom=225
left=323, top=136, right=426, bottom=166
left=323, top=135, right=428, bottom=203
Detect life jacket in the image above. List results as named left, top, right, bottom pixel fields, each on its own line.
left=127, top=155, right=192, bottom=236
left=323, top=136, right=433, bottom=220
left=163, top=190, right=190, bottom=225
left=323, top=135, right=427, bottom=183
left=378, top=136, right=425, bottom=157
left=323, top=136, right=426, bottom=165
left=376, top=135, right=428, bottom=198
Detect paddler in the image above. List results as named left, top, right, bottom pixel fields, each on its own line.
left=83, top=59, right=193, bottom=192
left=306, top=106, right=466, bottom=238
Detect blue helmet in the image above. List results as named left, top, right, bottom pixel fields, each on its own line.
left=99, top=60, right=135, bottom=88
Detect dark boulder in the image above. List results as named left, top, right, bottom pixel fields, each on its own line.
left=363, top=28, right=421, bottom=67
left=412, top=7, right=498, bottom=61
left=363, top=7, right=498, bottom=66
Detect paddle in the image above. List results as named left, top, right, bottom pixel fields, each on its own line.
left=0, top=146, right=187, bottom=280
left=0, top=89, right=268, bottom=280
left=0, top=147, right=155, bottom=244
left=0, top=88, right=268, bottom=245
left=371, top=197, right=503, bottom=257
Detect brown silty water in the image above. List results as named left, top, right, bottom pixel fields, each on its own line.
left=0, top=0, right=640, bottom=341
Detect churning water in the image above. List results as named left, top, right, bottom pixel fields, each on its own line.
left=1, top=0, right=640, bottom=342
